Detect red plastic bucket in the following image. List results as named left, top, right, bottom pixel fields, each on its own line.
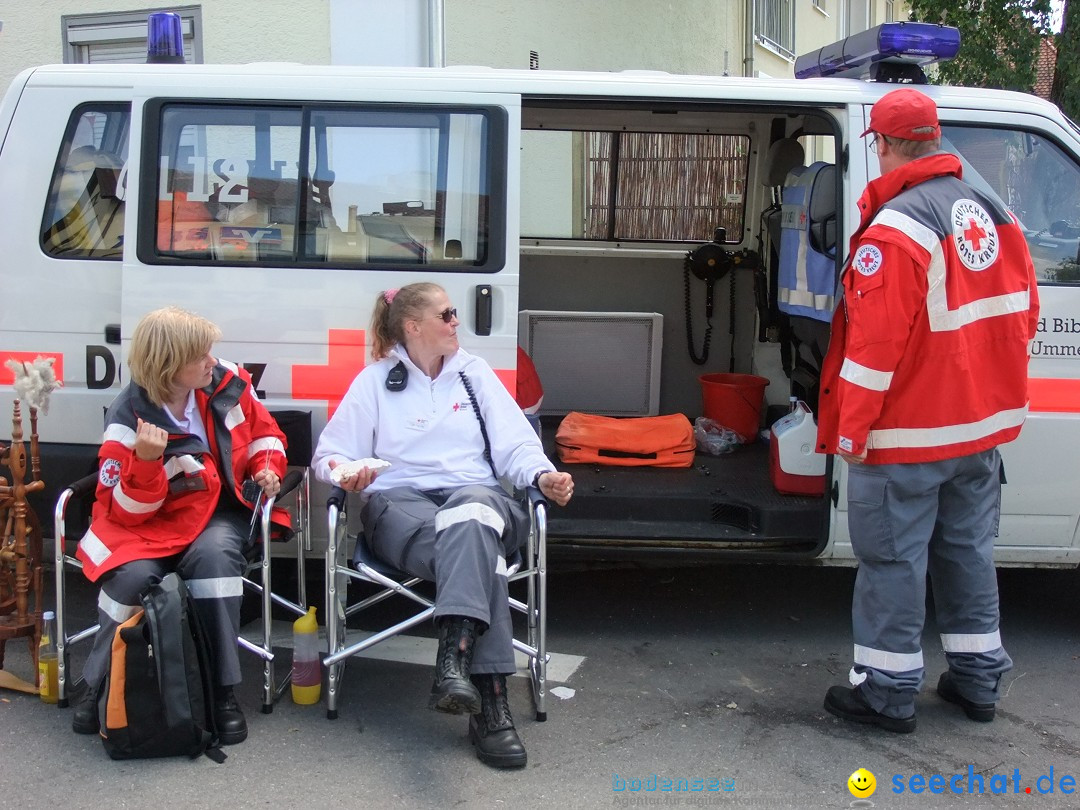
left=699, top=373, right=770, bottom=443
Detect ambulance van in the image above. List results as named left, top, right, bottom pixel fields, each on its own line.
left=2, top=22, right=1078, bottom=565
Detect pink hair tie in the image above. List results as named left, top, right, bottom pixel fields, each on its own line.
left=383, top=289, right=398, bottom=305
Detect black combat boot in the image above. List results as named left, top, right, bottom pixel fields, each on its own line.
left=214, top=686, right=248, bottom=745
left=72, top=681, right=101, bottom=735
left=429, top=616, right=482, bottom=714
left=469, top=673, right=527, bottom=768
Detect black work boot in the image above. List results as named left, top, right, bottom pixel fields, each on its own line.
left=824, top=685, right=916, bottom=734
left=72, top=681, right=101, bottom=735
left=469, top=673, right=527, bottom=768
left=937, top=671, right=996, bottom=722
left=429, top=616, right=482, bottom=714
left=214, top=686, right=248, bottom=745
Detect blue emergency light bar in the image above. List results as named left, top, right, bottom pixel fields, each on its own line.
left=147, top=11, right=185, bottom=64
left=795, top=22, right=960, bottom=82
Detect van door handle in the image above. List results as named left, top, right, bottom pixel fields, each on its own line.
left=105, top=324, right=121, bottom=345
left=475, top=285, right=492, bottom=336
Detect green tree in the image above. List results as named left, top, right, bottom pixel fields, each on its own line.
left=907, top=0, right=1054, bottom=91
left=1052, top=0, right=1080, bottom=121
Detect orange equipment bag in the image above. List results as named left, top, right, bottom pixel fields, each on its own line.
left=555, top=411, right=696, bottom=468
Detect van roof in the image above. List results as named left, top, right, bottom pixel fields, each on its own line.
left=15, top=62, right=1069, bottom=125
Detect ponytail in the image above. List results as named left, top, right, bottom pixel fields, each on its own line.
left=369, top=282, right=443, bottom=360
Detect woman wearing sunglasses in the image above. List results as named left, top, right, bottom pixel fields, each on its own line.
left=312, top=281, right=573, bottom=769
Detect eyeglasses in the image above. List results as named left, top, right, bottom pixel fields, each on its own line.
left=430, top=307, right=458, bottom=323
left=868, top=134, right=880, bottom=154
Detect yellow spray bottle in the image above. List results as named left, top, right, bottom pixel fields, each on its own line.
left=290, top=606, right=321, bottom=705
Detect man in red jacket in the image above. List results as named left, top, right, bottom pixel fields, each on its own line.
left=818, top=89, right=1040, bottom=732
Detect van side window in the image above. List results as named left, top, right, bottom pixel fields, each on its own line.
left=943, top=125, right=1080, bottom=285
left=521, top=129, right=749, bottom=243
left=148, top=102, right=503, bottom=270
left=41, top=104, right=130, bottom=259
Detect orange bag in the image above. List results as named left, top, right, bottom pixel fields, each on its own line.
left=555, top=411, right=696, bottom=468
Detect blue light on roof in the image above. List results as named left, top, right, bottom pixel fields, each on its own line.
left=147, top=11, right=185, bottom=64
left=795, top=22, right=960, bottom=81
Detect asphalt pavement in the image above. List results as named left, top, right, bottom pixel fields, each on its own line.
left=2, top=561, right=1079, bottom=809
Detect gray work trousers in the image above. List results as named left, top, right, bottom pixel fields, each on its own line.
left=81, top=507, right=251, bottom=690
left=360, top=485, right=528, bottom=675
left=847, top=448, right=1012, bottom=718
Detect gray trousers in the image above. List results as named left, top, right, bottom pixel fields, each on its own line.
left=847, top=448, right=1012, bottom=718
left=360, top=485, right=528, bottom=675
left=81, top=507, right=251, bottom=690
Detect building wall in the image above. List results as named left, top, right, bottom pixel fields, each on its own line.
left=444, top=0, right=744, bottom=76
left=0, top=1, right=909, bottom=102
left=0, top=1, right=331, bottom=92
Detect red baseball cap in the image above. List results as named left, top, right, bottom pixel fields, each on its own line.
left=860, top=88, right=941, bottom=141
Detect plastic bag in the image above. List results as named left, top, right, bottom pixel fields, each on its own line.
left=693, top=417, right=742, bottom=455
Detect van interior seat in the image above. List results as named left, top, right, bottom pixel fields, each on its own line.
left=778, top=160, right=838, bottom=409
left=762, top=138, right=806, bottom=250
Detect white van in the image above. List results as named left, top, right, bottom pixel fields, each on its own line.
left=3, top=23, right=1078, bottom=565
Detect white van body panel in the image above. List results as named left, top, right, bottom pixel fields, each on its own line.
left=3, top=63, right=1078, bottom=566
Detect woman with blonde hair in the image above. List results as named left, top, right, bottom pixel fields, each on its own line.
left=72, top=306, right=290, bottom=745
left=313, top=282, right=574, bottom=768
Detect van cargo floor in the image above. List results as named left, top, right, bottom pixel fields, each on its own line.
left=540, top=420, right=828, bottom=554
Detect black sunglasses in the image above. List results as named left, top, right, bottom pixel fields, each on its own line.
left=430, top=307, right=457, bottom=323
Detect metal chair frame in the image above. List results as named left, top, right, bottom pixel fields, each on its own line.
left=323, top=486, right=549, bottom=721
left=52, top=468, right=309, bottom=712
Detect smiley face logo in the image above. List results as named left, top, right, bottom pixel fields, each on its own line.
left=847, top=768, right=876, bottom=798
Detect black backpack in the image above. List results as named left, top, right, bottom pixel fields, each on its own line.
left=98, top=572, right=224, bottom=761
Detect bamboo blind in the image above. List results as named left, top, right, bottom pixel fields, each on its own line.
left=584, top=131, right=748, bottom=242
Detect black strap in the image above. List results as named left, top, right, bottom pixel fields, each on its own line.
left=458, top=371, right=497, bottom=478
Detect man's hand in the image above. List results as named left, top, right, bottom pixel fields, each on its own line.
left=839, top=448, right=868, bottom=465
left=134, top=418, right=168, bottom=461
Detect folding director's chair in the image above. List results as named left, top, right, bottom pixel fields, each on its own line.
left=323, top=485, right=549, bottom=722
left=52, top=409, right=312, bottom=713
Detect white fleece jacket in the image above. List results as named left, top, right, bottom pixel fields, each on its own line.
left=312, top=345, right=554, bottom=493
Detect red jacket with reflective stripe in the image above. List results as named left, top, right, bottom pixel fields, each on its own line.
left=817, top=153, right=1040, bottom=464
left=77, top=362, right=289, bottom=582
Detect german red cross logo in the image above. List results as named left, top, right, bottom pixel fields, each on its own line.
left=100, top=458, right=122, bottom=487
left=951, top=199, right=999, bottom=271
left=853, top=244, right=883, bottom=277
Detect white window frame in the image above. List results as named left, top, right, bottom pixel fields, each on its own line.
left=754, top=0, right=796, bottom=60
left=62, top=6, right=203, bottom=64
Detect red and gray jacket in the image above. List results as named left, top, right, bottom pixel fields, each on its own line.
left=817, top=152, right=1040, bottom=464
left=77, top=361, right=290, bottom=582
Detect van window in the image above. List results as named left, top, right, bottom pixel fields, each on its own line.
left=41, top=104, right=130, bottom=259
left=149, top=102, right=503, bottom=269
left=943, top=124, right=1080, bottom=284
left=521, top=129, right=749, bottom=243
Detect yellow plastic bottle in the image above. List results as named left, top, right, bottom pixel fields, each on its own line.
left=38, top=610, right=59, bottom=704
left=290, top=606, right=321, bottom=705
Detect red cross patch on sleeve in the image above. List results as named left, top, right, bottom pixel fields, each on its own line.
left=853, top=245, right=883, bottom=277
left=100, top=458, right=122, bottom=487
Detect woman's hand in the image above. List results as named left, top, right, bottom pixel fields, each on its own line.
left=537, top=471, right=574, bottom=507
left=134, top=418, right=168, bottom=461
left=329, top=459, right=377, bottom=493
left=253, top=468, right=281, bottom=497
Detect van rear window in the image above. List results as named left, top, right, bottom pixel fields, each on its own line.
left=145, top=101, right=505, bottom=271
left=41, top=104, right=130, bottom=260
